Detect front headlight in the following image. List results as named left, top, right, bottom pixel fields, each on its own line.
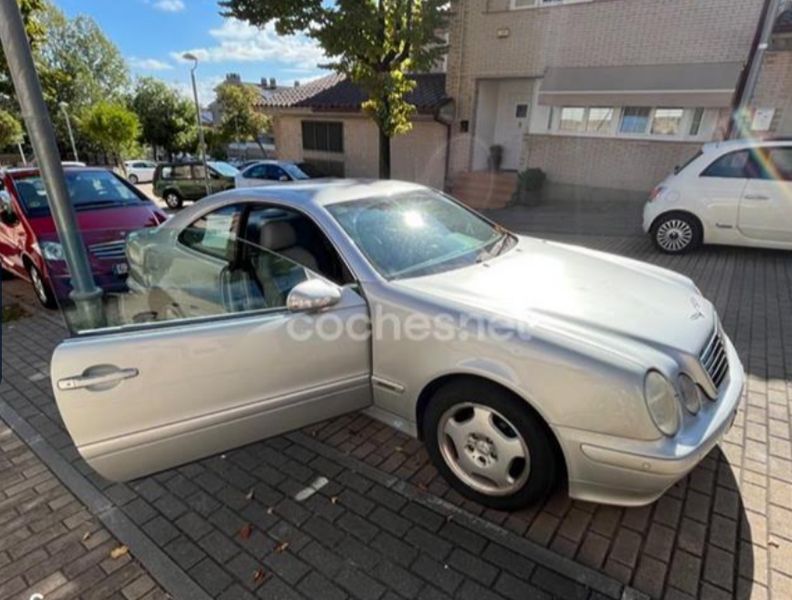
left=644, top=371, right=680, bottom=436
left=678, top=374, right=703, bottom=415
left=40, top=241, right=65, bottom=261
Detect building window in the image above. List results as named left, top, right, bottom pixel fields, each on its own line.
left=689, top=108, right=704, bottom=136
left=586, top=108, right=614, bottom=133
left=559, top=107, right=586, bottom=132
left=511, top=0, right=591, bottom=8
left=651, top=108, right=685, bottom=135
left=302, top=121, right=344, bottom=153
left=620, top=107, right=651, bottom=134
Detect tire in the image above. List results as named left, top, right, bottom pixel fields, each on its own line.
left=651, top=212, right=702, bottom=254
left=422, top=379, right=558, bottom=511
left=27, top=263, right=57, bottom=309
left=164, top=191, right=182, bottom=209
left=128, top=173, right=139, bottom=185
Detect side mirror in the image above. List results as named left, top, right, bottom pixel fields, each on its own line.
left=286, top=278, right=341, bottom=313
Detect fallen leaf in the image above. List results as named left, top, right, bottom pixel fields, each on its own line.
left=330, top=496, right=339, bottom=505
left=275, top=541, right=289, bottom=553
left=769, top=540, right=780, bottom=548
left=81, top=531, right=92, bottom=542
left=253, top=568, right=269, bottom=583
left=267, top=506, right=274, bottom=515
left=110, top=545, right=129, bottom=559
left=395, top=446, right=404, bottom=453
left=246, top=489, right=255, bottom=501
left=239, top=524, right=253, bottom=540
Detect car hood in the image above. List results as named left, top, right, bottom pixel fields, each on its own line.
left=395, top=236, right=714, bottom=355
left=28, top=205, right=164, bottom=244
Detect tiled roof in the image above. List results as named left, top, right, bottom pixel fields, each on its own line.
left=776, top=8, right=792, bottom=34
left=259, top=74, right=346, bottom=108
left=294, top=73, right=448, bottom=114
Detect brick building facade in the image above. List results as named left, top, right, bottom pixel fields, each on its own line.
left=445, top=0, right=790, bottom=193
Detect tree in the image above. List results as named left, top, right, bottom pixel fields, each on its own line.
left=131, top=77, right=197, bottom=160
left=80, top=101, right=139, bottom=170
left=0, top=109, right=23, bottom=149
left=220, top=0, right=448, bottom=178
left=0, top=0, right=47, bottom=103
left=215, top=82, right=270, bottom=156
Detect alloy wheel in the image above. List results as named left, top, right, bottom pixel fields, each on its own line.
left=437, top=402, right=530, bottom=496
left=30, top=267, right=48, bottom=304
left=165, top=193, right=180, bottom=209
left=655, top=218, right=694, bottom=252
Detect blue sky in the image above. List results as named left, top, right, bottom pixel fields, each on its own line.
left=54, top=0, right=328, bottom=103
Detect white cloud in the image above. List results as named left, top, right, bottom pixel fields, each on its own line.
left=171, top=75, right=224, bottom=105
left=153, top=0, right=185, bottom=12
left=129, top=57, right=173, bottom=71
left=171, top=19, right=326, bottom=71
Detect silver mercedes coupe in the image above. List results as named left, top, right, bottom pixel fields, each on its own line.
left=50, top=180, right=744, bottom=510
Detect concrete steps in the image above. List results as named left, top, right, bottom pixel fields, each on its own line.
left=450, top=171, right=518, bottom=211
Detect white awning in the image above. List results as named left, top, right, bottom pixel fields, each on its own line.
left=538, top=62, right=743, bottom=108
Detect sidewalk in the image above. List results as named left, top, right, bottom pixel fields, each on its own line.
left=0, top=416, right=166, bottom=600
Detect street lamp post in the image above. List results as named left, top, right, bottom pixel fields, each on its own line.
left=182, top=52, right=211, bottom=197
left=59, top=101, right=79, bottom=162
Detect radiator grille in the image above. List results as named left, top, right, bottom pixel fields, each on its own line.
left=700, top=327, right=728, bottom=390
left=88, top=240, right=126, bottom=261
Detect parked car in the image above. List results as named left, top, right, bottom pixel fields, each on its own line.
left=235, top=160, right=311, bottom=188
left=152, top=161, right=238, bottom=209
left=0, top=166, right=167, bottom=308
left=124, top=160, right=158, bottom=184
left=50, top=180, right=743, bottom=510
left=644, top=139, right=792, bottom=253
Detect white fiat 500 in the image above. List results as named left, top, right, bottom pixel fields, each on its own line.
left=644, top=139, right=792, bottom=254
left=50, top=180, right=744, bottom=510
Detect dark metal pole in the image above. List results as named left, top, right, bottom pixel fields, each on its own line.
left=0, top=0, right=104, bottom=329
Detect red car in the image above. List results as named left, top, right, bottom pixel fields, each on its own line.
left=0, top=166, right=167, bottom=308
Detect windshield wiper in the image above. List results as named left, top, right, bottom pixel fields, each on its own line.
left=476, top=232, right=510, bottom=263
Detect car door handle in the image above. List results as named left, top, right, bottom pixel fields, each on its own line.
left=57, top=368, right=139, bottom=391
left=744, top=194, right=770, bottom=201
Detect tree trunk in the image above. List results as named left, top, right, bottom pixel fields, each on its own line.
left=378, top=126, right=391, bottom=179
left=255, top=138, right=267, bottom=159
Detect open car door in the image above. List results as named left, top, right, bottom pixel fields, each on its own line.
left=49, top=206, right=371, bottom=482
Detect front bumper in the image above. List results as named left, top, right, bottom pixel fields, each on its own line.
left=557, top=333, right=744, bottom=506
left=642, top=201, right=657, bottom=234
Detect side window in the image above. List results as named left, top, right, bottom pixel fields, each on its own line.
left=160, top=166, right=172, bottom=180
left=193, top=165, right=207, bottom=180
left=265, top=165, right=287, bottom=181
left=179, top=205, right=242, bottom=260
left=245, top=165, right=266, bottom=179
left=172, top=165, right=191, bottom=180
left=701, top=150, right=758, bottom=179
left=767, top=148, right=792, bottom=182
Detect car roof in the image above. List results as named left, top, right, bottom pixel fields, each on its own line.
left=3, top=166, right=111, bottom=178
left=165, top=179, right=428, bottom=228
left=702, top=138, right=792, bottom=154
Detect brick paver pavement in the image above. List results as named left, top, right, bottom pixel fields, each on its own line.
left=2, top=212, right=791, bottom=599
left=0, top=415, right=166, bottom=600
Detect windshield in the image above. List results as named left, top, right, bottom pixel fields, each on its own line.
left=208, top=161, right=239, bottom=177
left=282, top=163, right=310, bottom=181
left=327, top=190, right=513, bottom=280
left=12, top=170, right=148, bottom=217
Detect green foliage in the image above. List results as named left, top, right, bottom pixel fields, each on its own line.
left=131, top=77, right=197, bottom=158
left=0, top=109, right=23, bottom=148
left=35, top=3, right=130, bottom=112
left=216, top=82, right=270, bottom=153
left=80, top=101, right=140, bottom=166
left=220, top=0, right=449, bottom=177
left=0, top=0, right=47, bottom=102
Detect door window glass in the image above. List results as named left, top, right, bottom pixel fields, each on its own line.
left=49, top=203, right=324, bottom=335
left=767, top=148, right=792, bottom=181
left=245, top=165, right=267, bottom=179
left=172, top=165, right=191, bottom=179
left=265, top=165, right=287, bottom=181
left=702, top=150, right=758, bottom=179
left=193, top=165, right=207, bottom=180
